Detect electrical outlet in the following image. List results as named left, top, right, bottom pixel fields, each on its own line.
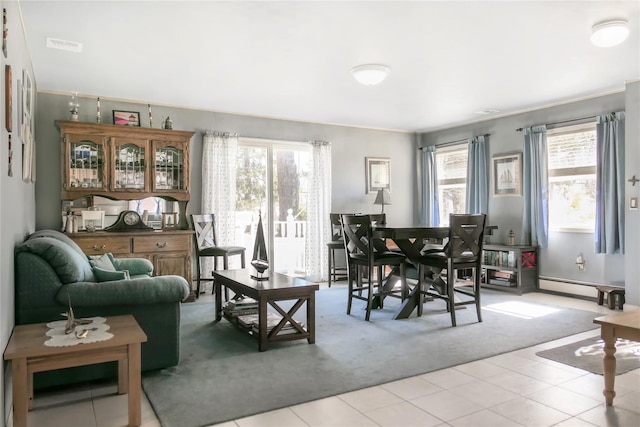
left=631, top=197, right=638, bottom=210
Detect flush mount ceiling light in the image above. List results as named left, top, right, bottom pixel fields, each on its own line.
left=591, top=20, right=629, bottom=47
left=351, top=64, right=391, bottom=86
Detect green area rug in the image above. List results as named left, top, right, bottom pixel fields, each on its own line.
left=142, top=287, right=600, bottom=427
left=536, top=337, right=640, bottom=375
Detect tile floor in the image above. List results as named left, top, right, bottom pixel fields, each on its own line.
left=19, top=289, right=640, bottom=427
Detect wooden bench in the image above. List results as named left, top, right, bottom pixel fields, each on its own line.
left=596, top=285, right=626, bottom=310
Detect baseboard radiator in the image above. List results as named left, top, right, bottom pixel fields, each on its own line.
left=538, top=277, right=608, bottom=299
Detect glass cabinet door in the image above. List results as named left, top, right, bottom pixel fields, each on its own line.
left=153, top=143, right=186, bottom=192
left=66, top=136, right=107, bottom=192
left=112, top=139, right=148, bottom=191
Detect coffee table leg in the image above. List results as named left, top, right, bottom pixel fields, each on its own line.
left=601, top=326, right=617, bottom=405
left=259, top=299, right=268, bottom=351
left=308, top=293, right=316, bottom=344
left=128, top=343, right=142, bottom=427
left=215, top=280, right=222, bottom=321
left=12, top=358, right=28, bottom=427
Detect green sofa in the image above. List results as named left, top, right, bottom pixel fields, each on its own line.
left=14, top=229, right=191, bottom=389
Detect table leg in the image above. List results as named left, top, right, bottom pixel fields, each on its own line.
left=215, top=280, right=222, bottom=321
left=28, top=372, right=34, bottom=410
left=601, top=326, right=617, bottom=405
left=118, top=357, right=128, bottom=395
left=128, top=343, right=142, bottom=427
left=259, top=298, right=268, bottom=352
left=12, top=358, right=28, bottom=427
left=308, top=292, right=316, bottom=344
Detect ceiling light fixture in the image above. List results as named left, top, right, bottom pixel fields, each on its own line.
left=591, top=20, right=629, bottom=47
left=351, top=64, right=390, bottom=86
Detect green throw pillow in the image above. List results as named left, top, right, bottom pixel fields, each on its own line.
left=89, top=253, right=116, bottom=271
left=93, top=267, right=131, bottom=282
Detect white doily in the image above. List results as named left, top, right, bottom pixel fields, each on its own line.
left=44, top=317, right=113, bottom=347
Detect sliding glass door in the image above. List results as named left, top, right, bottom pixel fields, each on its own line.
left=234, top=140, right=311, bottom=277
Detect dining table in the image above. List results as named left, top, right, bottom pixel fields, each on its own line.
left=371, top=224, right=449, bottom=319
left=370, top=223, right=497, bottom=320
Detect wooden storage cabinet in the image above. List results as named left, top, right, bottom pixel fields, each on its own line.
left=481, top=244, right=538, bottom=294
left=57, top=121, right=194, bottom=201
left=70, top=230, right=193, bottom=285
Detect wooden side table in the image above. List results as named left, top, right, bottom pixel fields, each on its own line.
left=3, top=315, right=147, bottom=427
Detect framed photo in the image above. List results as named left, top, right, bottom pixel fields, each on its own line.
left=3, top=8, right=8, bottom=58
left=162, top=212, right=178, bottom=229
left=365, top=157, right=390, bottom=194
left=492, top=152, right=522, bottom=196
left=5, top=64, right=11, bottom=132
left=22, top=68, right=33, bottom=135
left=113, top=110, right=141, bottom=126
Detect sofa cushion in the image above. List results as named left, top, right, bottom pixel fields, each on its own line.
left=57, top=276, right=191, bottom=306
left=15, top=237, right=95, bottom=283
left=89, top=253, right=117, bottom=271
left=28, top=229, right=87, bottom=257
left=93, top=267, right=131, bottom=282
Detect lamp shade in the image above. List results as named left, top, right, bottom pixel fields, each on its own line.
left=351, top=64, right=391, bottom=86
left=374, top=189, right=392, bottom=205
left=591, top=20, right=629, bottom=47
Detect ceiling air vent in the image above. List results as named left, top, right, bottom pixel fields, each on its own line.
left=46, top=37, right=83, bottom=53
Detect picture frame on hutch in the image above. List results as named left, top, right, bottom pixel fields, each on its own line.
left=113, top=110, right=141, bottom=127
left=365, top=157, right=390, bottom=194
left=492, top=152, right=522, bottom=197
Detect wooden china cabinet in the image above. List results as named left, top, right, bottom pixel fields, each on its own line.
left=56, top=121, right=196, bottom=288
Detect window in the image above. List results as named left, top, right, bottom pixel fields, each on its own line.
left=435, top=144, right=467, bottom=225
left=547, top=123, right=597, bottom=232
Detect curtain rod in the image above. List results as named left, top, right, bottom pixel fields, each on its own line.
left=418, top=133, right=490, bottom=150
left=515, top=114, right=604, bottom=132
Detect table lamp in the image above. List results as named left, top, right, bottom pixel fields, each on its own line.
left=374, top=189, right=392, bottom=219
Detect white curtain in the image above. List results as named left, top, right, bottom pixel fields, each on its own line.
left=201, top=131, right=239, bottom=276
left=304, top=140, right=331, bottom=282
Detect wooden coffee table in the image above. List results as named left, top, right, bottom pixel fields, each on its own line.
left=214, top=269, right=319, bottom=351
left=593, top=309, right=640, bottom=405
left=3, top=315, right=147, bottom=427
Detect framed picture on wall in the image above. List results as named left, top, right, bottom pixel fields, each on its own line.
left=22, top=68, right=33, bottom=136
left=365, top=157, right=390, bottom=194
left=4, top=64, right=11, bottom=132
left=492, top=152, right=522, bottom=196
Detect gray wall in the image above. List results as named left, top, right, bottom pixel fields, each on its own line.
left=1, top=1, right=37, bottom=424
left=624, top=81, right=640, bottom=306
left=34, top=93, right=417, bottom=230
left=420, top=88, right=639, bottom=304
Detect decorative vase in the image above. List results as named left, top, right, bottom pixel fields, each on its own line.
left=163, top=116, right=173, bottom=130
left=250, top=210, right=269, bottom=280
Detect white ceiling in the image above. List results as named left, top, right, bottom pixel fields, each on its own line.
left=18, top=0, right=640, bottom=132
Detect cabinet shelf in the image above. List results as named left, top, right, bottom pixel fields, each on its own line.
left=57, top=121, right=194, bottom=201
left=481, top=244, right=538, bottom=294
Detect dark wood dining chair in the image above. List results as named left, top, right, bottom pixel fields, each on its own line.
left=191, top=214, right=246, bottom=298
left=341, top=214, right=407, bottom=321
left=416, top=214, right=486, bottom=326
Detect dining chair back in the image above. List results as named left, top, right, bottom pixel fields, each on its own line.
left=418, top=213, right=486, bottom=326
left=341, top=214, right=406, bottom=321
left=327, top=213, right=347, bottom=287
left=191, top=214, right=246, bottom=298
